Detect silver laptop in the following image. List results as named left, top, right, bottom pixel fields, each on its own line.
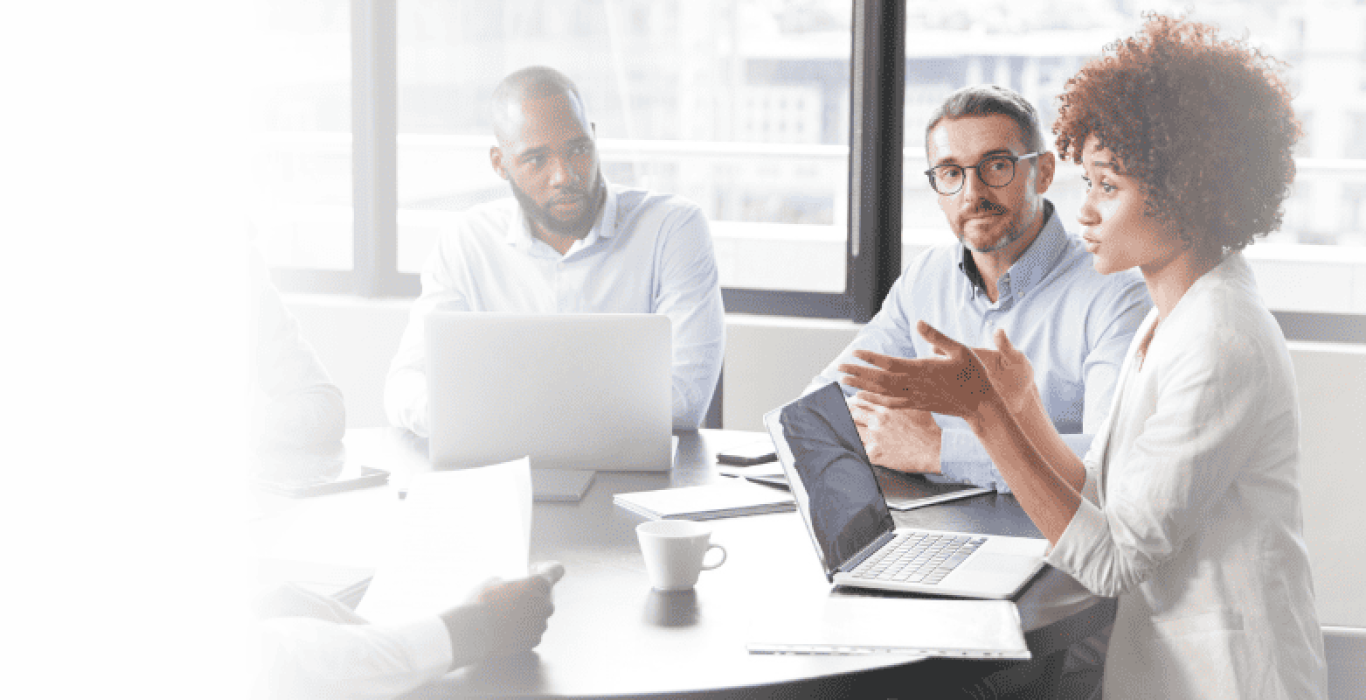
left=426, top=313, right=672, bottom=471
left=764, top=383, right=1047, bottom=599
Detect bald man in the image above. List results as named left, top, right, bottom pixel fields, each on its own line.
left=385, top=66, right=725, bottom=436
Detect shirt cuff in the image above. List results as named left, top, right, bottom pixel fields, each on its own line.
left=258, top=615, right=454, bottom=698
left=394, top=616, right=454, bottom=673
left=1044, top=496, right=1106, bottom=580
left=1078, top=461, right=1100, bottom=504
left=936, top=428, right=1009, bottom=492
left=384, top=373, right=430, bottom=437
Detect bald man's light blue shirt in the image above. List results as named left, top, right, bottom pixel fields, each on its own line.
left=808, top=203, right=1152, bottom=492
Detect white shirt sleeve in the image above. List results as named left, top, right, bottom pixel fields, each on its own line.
left=383, top=235, right=473, bottom=437
left=251, top=249, right=346, bottom=450
left=652, top=205, right=725, bottom=428
left=256, top=617, right=453, bottom=700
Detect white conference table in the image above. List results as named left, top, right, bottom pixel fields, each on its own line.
left=252, top=427, right=1114, bottom=699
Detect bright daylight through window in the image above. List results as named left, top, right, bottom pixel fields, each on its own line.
left=395, top=0, right=852, bottom=294
left=249, top=0, right=1366, bottom=328
left=899, top=0, right=1366, bottom=320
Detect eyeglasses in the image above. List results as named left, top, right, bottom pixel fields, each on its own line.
left=923, top=152, right=1040, bottom=195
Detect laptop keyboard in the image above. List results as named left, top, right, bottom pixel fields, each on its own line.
left=851, top=532, right=988, bottom=586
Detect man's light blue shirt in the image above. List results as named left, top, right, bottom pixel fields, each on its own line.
left=808, top=201, right=1152, bottom=492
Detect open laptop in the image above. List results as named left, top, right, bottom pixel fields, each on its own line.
left=763, top=382, right=1047, bottom=599
left=426, top=313, right=672, bottom=472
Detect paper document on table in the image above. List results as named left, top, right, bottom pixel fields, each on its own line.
left=356, top=458, right=532, bottom=623
left=747, top=596, right=1030, bottom=660
left=253, top=487, right=402, bottom=569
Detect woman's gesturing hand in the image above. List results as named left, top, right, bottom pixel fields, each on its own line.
left=838, top=321, right=998, bottom=419
left=973, top=328, right=1038, bottom=418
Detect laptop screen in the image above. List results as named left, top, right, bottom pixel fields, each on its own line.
left=766, top=382, right=896, bottom=579
left=425, top=312, right=672, bottom=471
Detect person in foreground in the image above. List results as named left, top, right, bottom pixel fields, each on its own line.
left=807, top=84, right=1151, bottom=493
left=251, top=247, right=345, bottom=455
left=385, top=66, right=725, bottom=434
left=256, top=562, right=565, bottom=699
left=841, top=15, right=1326, bottom=699
left=249, top=245, right=566, bottom=699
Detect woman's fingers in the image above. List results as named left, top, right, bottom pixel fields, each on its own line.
left=993, top=328, right=1021, bottom=360
left=838, top=364, right=893, bottom=395
left=854, top=390, right=913, bottom=409
left=916, top=320, right=967, bottom=357
left=838, top=362, right=920, bottom=401
left=848, top=348, right=904, bottom=371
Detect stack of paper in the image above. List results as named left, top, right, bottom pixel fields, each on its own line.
left=747, top=596, right=1031, bottom=660
left=614, top=481, right=795, bottom=520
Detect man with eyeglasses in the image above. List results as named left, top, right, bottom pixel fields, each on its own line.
left=808, top=84, right=1151, bottom=494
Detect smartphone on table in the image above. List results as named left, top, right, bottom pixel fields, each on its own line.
left=256, top=465, right=391, bottom=498
left=716, top=440, right=778, bottom=466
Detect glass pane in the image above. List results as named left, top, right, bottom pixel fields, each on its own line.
left=397, top=0, right=852, bottom=293
left=901, top=5, right=1126, bottom=267
left=248, top=0, right=352, bottom=271
left=901, top=2, right=1366, bottom=316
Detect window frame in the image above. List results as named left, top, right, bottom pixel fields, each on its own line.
left=269, top=0, right=1364, bottom=344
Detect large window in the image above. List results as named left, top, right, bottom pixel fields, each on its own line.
left=898, top=1, right=1366, bottom=338
left=397, top=0, right=853, bottom=299
left=258, top=0, right=1365, bottom=341
left=250, top=0, right=352, bottom=276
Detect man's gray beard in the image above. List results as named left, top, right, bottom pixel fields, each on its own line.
left=962, top=223, right=1024, bottom=253
left=959, top=198, right=1025, bottom=253
left=510, top=170, right=607, bottom=240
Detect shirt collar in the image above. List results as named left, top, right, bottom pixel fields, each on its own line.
left=957, top=199, right=1065, bottom=301
left=504, top=181, right=617, bottom=256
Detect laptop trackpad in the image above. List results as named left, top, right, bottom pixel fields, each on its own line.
left=961, top=551, right=1043, bottom=583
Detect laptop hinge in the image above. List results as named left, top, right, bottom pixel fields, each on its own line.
left=838, top=530, right=897, bottom=574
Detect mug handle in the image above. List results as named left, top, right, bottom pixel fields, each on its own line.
left=701, top=543, right=727, bottom=570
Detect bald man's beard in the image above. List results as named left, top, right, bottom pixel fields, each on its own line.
left=509, top=169, right=607, bottom=240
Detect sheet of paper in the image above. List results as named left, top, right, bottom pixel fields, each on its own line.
left=357, top=457, right=532, bottom=623
left=253, top=488, right=403, bottom=570
left=747, top=595, right=1030, bottom=660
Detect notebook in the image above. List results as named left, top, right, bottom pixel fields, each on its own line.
left=764, top=383, right=1047, bottom=599
left=719, top=462, right=991, bottom=511
left=532, top=468, right=595, bottom=502
left=747, top=595, right=1030, bottom=660
left=426, top=313, right=672, bottom=472
left=614, top=481, right=795, bottom=520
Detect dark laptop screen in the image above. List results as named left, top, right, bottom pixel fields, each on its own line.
left=770, top=382, right=896, bottom=577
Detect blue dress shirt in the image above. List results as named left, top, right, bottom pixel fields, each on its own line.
left=809, top=201, right=1152, bottom=492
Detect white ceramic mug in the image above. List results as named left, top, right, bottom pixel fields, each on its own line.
left=636, top=520, right=728, bottom=591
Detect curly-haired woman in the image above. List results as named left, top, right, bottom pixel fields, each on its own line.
left=840, top=14, right=1326, bottom=699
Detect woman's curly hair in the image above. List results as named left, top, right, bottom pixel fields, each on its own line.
left=1053, top=13, right=1302, bottom=254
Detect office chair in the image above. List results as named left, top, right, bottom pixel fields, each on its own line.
left=1325, top=625, right=1366, bottom=700
left=702, top=369, right=723, bottom=429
